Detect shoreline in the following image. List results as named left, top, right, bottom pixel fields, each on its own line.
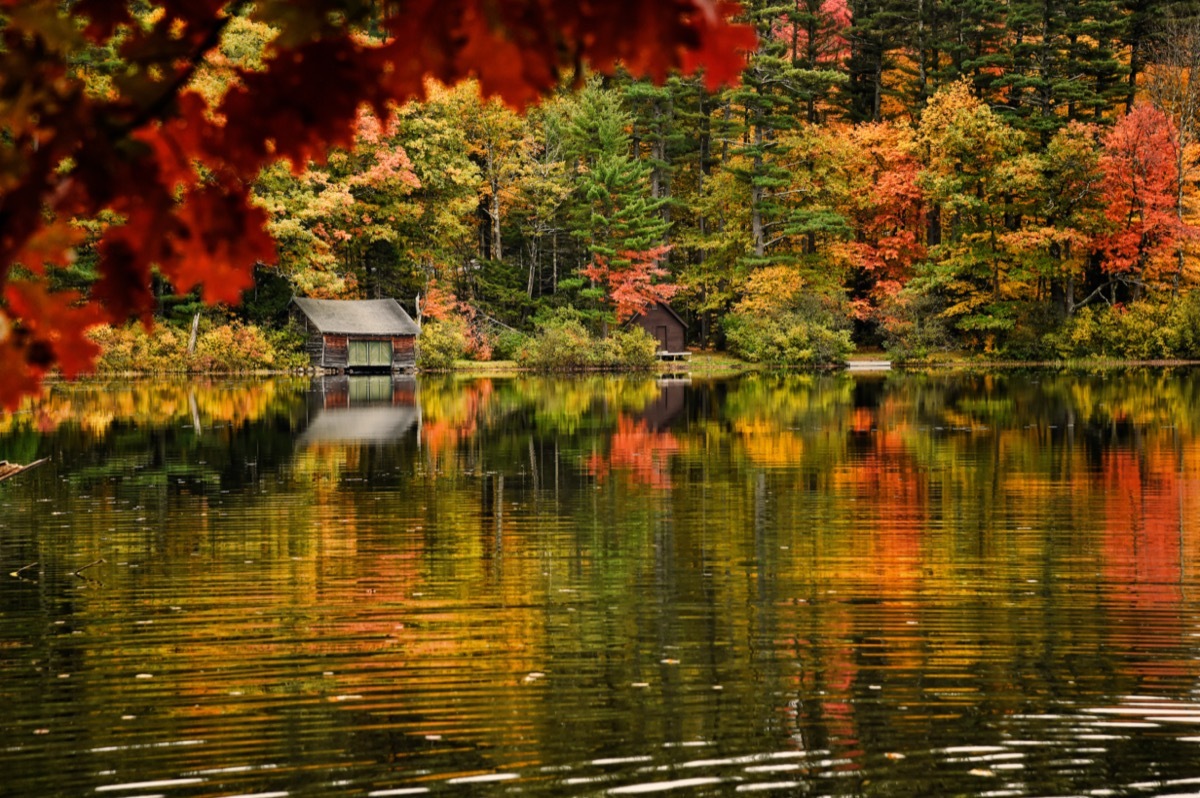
left=41, top=355, right=1200, bottom=386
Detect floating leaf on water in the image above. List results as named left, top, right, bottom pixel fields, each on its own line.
left=632, top=682, right=650, bottom=688
left=134, top=673, right=153, bottom=679
left=968, top=768, right=996, bottom=777
left=524, top=672, right=545, bottom=683
left=660, top=659, right=680, bottom=665
left=885, top=752, right=905, bottom=761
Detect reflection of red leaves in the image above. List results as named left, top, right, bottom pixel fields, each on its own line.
left=587, top=415, right=681, bottom=489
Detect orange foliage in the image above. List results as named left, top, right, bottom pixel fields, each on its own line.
left=587, top=414, right=682, bottom=489
left=582, top=246, right=680, bottom=323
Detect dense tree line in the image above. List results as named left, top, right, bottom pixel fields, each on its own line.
left=55, top=2, right=1200, bottom=364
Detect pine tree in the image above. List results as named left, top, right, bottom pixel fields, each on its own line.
left=561, top=82, right=670, bottom=317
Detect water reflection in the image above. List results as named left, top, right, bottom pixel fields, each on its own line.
left=1, top=369, right=1200, bottom=796
left=299, top=376, right=420, bottom=445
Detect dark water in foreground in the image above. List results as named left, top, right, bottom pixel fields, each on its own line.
left=3, top=371, right=1200, bottom=797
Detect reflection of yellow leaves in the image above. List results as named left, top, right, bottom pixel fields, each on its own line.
left=734, top=419, right=805, bottom=467
left=0, top=379, right=304, bottom=438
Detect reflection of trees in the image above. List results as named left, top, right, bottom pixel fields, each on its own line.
left=0, top=379, right=307, bottom=438
left=586, top=415, right=682, bottom=489
left=4, top=371, right=1200, bottom=790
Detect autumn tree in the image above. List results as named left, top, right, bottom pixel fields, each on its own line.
left=1146, top=15, right=1200, bottom=292
left=562, top=82, right=673, bottom=321
left=1029, top=121, right=1109, bottom=315
left=0, top=0, right=755, bottom=406
left=915, top=80, right=1031, bottom=344
left=255, top=109, right=423, bottom=300
left=1093, top=104, right=1186, bottom=300
left=828, top=122, right=925, bottom=324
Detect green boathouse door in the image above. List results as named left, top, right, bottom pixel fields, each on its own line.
left=347, top=339, right=393, bottom=369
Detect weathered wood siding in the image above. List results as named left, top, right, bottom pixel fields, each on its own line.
left=636, top=304, right=687, bottom=352
left=323, top=335, right=349, bottom=369
left=291, top=306, right=326, bottom=369
left=392, top=335, right=417, bottom=370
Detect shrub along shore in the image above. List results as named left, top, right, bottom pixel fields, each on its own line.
left=85, top=308, right=1200, bottom=379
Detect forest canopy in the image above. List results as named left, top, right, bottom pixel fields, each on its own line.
left=0, top=0, right=753, bottom=406
left=5, top=1, right=1200, bottom=405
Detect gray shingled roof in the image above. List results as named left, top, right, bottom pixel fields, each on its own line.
left=292, top=297, right=420, bottom=336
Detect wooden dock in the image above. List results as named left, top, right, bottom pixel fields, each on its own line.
left=657, top=351, right=691, bottom=362
left=846, top=360, right=892, bottom=371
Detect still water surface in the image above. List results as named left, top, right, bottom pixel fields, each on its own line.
left=3, top=371, right=1200, bottom=797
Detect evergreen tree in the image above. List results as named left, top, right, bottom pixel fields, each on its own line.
left=845, top=0, right=908, bottom=121
left=722, top=0, right=845, bottom=263
left=561, top=82, right=670, bottom=317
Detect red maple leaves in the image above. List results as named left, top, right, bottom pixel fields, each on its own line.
left=582, top=246, right=681, bottom=323
left=1093, top=104, right=1186, bottom=284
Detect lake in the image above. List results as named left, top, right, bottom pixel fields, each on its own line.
left=2, top=370, right=1200, bottom=797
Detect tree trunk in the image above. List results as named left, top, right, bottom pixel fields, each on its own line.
left=187, top=311, right=200, bottom=356
left=490, top=177, right=502, bottom=261
left=751, top=120, right=765, bottom=258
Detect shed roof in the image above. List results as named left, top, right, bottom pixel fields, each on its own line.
left=292, top=297, right=420, bottom=336
left=629, top=301, right=688, bottom=329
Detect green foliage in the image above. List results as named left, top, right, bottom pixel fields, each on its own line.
left=516, top=310, right=658, bottom=371
left=1046, top=296, right=1200, bottom=360
left=491, top=328, right=529, bottom=361
left=417, top=318, right=470, bottom=371
left=723, top=310, right=853, bottom=368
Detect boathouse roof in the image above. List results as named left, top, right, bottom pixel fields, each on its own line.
left=291, top=297, right=420, bottom=336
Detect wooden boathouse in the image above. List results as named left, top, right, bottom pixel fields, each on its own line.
left=630, top=301, right=689, bottom=360
left=291, top=297, right=420, bottom=373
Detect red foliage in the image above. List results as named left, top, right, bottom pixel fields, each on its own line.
left=0, top=1, right=754, bottom=408
left=586, top=415, right=682, bottom=489
left=1093, top=104, right=1185, bottom=280
left=774, top=0, right=850, bottom=65
left=419, top=282, right=459, bottom=322
left=826, top=123, right=924, bottom=322
left=582, top=245, right=681, bottom=323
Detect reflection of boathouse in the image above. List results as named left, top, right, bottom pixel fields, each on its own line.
left=291, top=297, right=419, bottom=373
left=299, top=375, right=419, bottom=445
left=640, top=377, right=688, bottom=430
